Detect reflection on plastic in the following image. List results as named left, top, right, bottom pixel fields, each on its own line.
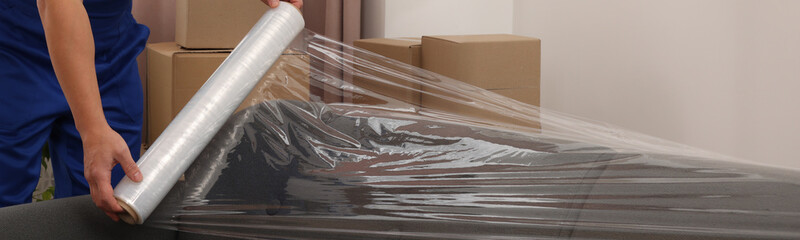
left=142, top=30, right=800, bottom=239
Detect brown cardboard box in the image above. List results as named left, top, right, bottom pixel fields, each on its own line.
left=421, top=34, right=540, bottom=89
left=175, top=0, right=268, bottom=49
left=419, top=87, right=541, bottom=129
left=420, top=34, right=541, bottom=127
left=145, top=42, right=309, bottom=145
left=354, top=38, right=422, bottom=66
left=351, top=38, right=422, bottom=106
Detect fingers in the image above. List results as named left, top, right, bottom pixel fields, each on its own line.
left=289, top=0, right=302, bottom=9
left=117, top=146, right=142, bottom=182
left=96, top=168, right=124, bottom=212
left=266, top=0, right=279, bottom=8
left=263, top=0, right=302, bottom=9
left=87, top=166, right=123, bottom=222
left=105, top=211, right=120, bottom=222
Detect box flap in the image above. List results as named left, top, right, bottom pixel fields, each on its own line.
left=355, top=38, right=421, bottom=49
left=147, top=42, right=231, bottom=56
left=354, top=38, right=422, bottom=66
left=423, top=34, right=540, bottom=44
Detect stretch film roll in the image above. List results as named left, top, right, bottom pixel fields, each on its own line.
left=113, top=2, right=304, bottom=225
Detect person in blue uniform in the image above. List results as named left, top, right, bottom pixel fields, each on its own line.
left=0, top=0, right=302, bottom=221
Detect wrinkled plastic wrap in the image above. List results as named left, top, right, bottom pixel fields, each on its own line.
left=134, top=28, right=800, bottom=238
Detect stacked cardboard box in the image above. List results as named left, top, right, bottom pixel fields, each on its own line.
left=175, top=0, right=269, bottom=49
left=352, top=38, right=422, bottom=106
left=144, top=1, right=308, bottom=146
left=146, top=43, right=309, bottom=144
left=422, top=34, right=540, bottom=128
left=352, top=34, right=541, bottom=128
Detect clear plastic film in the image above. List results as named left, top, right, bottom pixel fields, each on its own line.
left=139, top=30, right=800, bottom=239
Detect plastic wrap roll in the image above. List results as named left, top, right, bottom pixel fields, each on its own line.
left=113, top=2, right=304, bottom=225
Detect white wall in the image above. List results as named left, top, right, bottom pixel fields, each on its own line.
left=362, top=0, right=513, bottom=38
left=513, top=0, right=800, bottom=169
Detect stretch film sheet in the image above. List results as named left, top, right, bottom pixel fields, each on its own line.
left=113, top=2, right=304, bottom=225
left=136, top=31, right=799, bottom=239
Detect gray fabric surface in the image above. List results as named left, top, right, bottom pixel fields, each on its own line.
left=0, top=195, right=176, bottom=240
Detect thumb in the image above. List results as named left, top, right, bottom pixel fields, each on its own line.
left=117, top=147, right=142, bottom=182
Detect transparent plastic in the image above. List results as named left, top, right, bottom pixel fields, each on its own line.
left=140, top=30, right=800, bottom=239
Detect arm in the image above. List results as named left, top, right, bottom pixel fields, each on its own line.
left=262, top=0, right=303, bottom=9
left=37, top=0, right=142, bottom=222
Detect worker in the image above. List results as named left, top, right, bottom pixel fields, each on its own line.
left=0, top=0, right=302, bottom=221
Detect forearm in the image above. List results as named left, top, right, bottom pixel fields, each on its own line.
left=37, top=0, right=143, bottom=221
left=38, top=0, right=107, bottom=135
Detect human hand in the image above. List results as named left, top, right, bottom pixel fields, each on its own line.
left=81, top=125, right=143, bottom=222
left=261, top=0, right=303, bottom=9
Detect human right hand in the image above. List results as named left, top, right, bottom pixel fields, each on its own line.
left=262, top=0, right=303, bottom=9
left=82, top=125, right=143, bottom=222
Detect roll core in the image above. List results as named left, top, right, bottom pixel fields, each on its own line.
left=116, top=198, right=140, bottom=225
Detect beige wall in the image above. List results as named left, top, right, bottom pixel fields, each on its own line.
left=132, top=0, right=177, bottom=76
left=362, top=0, right=513, bottom=38
left=132, top=0, right=176, bottom=144
left=513, top=0, right=800, bottom=169
left=132, top=0, right=176, bottom=43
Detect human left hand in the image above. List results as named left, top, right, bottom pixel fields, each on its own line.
left=262, top=0, right=303, bottom=9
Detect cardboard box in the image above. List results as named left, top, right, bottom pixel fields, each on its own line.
left=175, top=0, right=268, bottom=49
left=420, top=34, right=541, bottom=127
left=354, top=38, right=422, bottom=66
left=146, top=42, right=309, bottom=145
left=351, top=38, right=422, bottom=106
left=421, top=34, right=540, bottom=89
left=420, top=87, right=541, bottom=129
